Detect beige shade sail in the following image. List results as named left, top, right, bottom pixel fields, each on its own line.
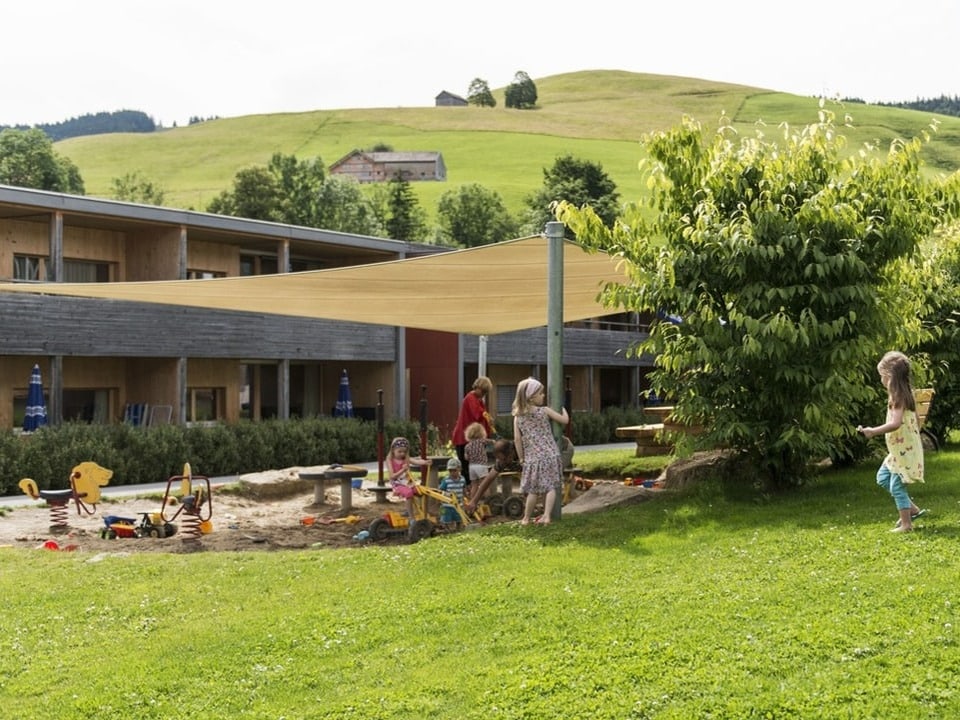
left=0, top=236, right=627, bottom=335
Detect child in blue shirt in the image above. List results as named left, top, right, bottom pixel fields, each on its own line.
left=439, top=457, right=466, bottom=530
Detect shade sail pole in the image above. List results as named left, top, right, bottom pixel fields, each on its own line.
left=546, top=221, right=564, bottom=521
left=478, top=334, right=488, bottom=378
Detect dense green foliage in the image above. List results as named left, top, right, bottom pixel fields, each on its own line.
left=3, top=444, right=959, bottom=718
left=522, top=154, right=620, bottom=236
left=874, top=93, right=960, bottom=118
left=384, top=172, right=428, bottom=241
left=206, top=152, right=384, bottom=236
left=561, top=109, right=960, bottom=487
left=918, top=222, right=960, bottom=441
left=0, top=128, right=84, bottom=193
left=504, top=70, right=537, bottom=109
left=110, top=170, right=166, bottom=205
left=0, top=418, right=416, bottom=495
left=435, top=182, right=517, bottom=246
left=466, top=78, right=496, bottom=107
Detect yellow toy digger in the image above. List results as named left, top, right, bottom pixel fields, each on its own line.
left=367, top=484, right=488, bottom=543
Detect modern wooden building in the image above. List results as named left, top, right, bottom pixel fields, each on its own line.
left=0, top=185, right=648, bottom=436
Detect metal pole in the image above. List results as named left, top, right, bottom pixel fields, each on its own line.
left=376, top=389, right=385, bottom=486
left=546, top=221, right=564, bottom=521
left=478, top=334, right=488, bottom=378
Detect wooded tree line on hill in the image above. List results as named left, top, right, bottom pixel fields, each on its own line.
left=845, top=94, right=960, bottom=118
left=0, top=110, right=157, bottom=141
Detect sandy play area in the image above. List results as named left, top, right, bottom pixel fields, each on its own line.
left=0, top=466, right=653, bottom=554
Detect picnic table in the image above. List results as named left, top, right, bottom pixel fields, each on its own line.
left=299, top=465, right=368, bottom=513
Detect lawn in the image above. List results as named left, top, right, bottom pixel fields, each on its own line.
left=2, top=444, right=958, bottom=718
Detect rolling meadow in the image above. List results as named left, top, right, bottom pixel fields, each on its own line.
left=55, top=70, right=960, bottom=224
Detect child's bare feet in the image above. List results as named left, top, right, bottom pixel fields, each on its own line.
left=890, top=525, right=912, bottom=533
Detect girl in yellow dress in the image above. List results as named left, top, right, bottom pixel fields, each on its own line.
left=857, top=351, right=926, bottom=533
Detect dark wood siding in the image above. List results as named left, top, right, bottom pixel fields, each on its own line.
left=0, top=294, right=395, bottom=360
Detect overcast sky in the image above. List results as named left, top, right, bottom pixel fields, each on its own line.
left=3, top=0, right=958, bottom=128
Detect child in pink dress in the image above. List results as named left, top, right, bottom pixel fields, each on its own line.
left=512, top=378, right=569, bottom=525
left=386, top=437, right=428, bottom=518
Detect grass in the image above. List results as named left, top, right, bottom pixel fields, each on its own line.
left=2, top=445, right=959, bottom=718
left=55, top=70, right=960, bottom=220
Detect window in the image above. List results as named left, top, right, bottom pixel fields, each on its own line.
left=239, top=254, right=277, bottom=276
left=13, top=255, right=43, bottom=281
left=63, top=389, right=111, bottom=422
left=12, top=388, right=111, bottom=425
left=188, top=388, right=223, bottom=422
left=64, top=260, right=111, bottom=283
left=14, top=255, right=112, bottom=282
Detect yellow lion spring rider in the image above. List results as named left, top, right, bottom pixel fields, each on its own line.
left=18, top=461, right=114, bottom=534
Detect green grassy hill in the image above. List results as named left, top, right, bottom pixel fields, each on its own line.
left=56, top=70, right=960, bottom=219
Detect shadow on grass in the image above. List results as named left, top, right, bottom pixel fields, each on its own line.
left=479, top=446, right=960, bottom=554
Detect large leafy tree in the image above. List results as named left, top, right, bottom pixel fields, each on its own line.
left=917, top=222, right=960, bottom=441
left=504, top=71, right=537, bottom=109
left=207, top=165, right=282, bottom=220
left=467, top=78, right=496, bottom=108
left=559, top=110, right=960, bottom=487
left=207, top=153, right=380, bottom=234
left=436, top=183, right=516, bottom=247
left=522, top=154, right=619, bottom=236
left=0, top=128, right=85, bottom=193
left=315, top=176, right=383, bottom=236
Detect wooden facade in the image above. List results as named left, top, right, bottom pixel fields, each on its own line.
left=328, top=151, right=446, bottom=183
left=0, top=185, right=648, bottom=434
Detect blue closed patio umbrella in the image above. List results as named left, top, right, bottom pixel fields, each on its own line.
left=23, top=364, right=48, bottom=432
left=334, top=368, right=354, bottom=418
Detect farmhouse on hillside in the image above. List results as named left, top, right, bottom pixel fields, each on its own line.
left=435, top=90, right=468, bottom=107
left=328, top=150, right=446, bottom=182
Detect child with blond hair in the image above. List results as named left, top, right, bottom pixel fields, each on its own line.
left=512, top=377, right=569, bottom=525
left=463, top=421, right=490, bottom=500
left=385, top=436, right=428, bottom=518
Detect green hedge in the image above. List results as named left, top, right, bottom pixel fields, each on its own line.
left=1, top=409, right=648, bottom=496
left=494, top=405, right=648, bottom=445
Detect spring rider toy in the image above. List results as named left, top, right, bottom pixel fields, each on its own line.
left=18, top=461, right=114, bottom=534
